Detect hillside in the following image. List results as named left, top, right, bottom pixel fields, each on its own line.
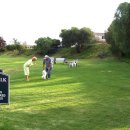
left=53, top=43, right=111, bottom=59
left=0, top=43, right=111, bottom=59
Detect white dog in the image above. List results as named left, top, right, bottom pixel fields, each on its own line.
left=69, top=59, right=78, bottom=68
left=42, top=70, right=47, bottom=79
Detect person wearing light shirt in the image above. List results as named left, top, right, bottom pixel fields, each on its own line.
left=23, top=56, right=37, bottom=81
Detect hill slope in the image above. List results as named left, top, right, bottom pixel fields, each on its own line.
left=0, top=43, right=111, bottom=59
left=53, top=43, right=111, bottom=59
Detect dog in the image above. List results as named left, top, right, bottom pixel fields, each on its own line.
left=42, top=70, right=47, bottom=79
left=69, top=59, right=78, bottom=68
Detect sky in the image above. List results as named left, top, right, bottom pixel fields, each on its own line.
left=0, top=0, right=130, bottom=45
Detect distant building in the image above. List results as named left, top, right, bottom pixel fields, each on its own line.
left=26, top=45, right=34, bottom=49
left=22, top=42, right=34, bottom=49
left=94, top=32, right=106, bottom=42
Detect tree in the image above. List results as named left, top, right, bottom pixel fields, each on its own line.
left=51, top=39, right=61, bottom=48
left=105, top=2, right=130, bottom=57
left=59, top=29, right=72, bottom=47
left=0, top=37, right=6, bottom=51
left=105, top=21, right=120, bottom=55
left=35, top=37, right=53, bottom=55
left=6, top=39, right=24, bottom=54
left=12, top=38, right=20, bottom=45
left=76, top=27, right=94, bottom=52
left=59, top=27, right=94, bottom=53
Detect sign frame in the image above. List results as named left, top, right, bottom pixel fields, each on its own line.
left=0, top=70, right=10, bottom=105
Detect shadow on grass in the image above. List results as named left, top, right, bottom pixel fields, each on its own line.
left=0, top=99, right=129, bottom=130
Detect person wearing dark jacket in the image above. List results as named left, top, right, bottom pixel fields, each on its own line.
left=43, top=55, right=52, bottom=79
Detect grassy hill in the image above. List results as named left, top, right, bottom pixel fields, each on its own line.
left=53, top=43, right=112, bottom=59
left=0, top=43, right=111, bottom=60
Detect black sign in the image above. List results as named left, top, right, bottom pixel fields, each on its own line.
left=0, top=69, right=10, bottom=104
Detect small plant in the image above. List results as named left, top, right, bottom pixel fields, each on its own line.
left=98, top=51, right=108, bottom=58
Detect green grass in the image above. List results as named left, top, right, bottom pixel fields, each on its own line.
left=0, top=56, right=130, bottom=130
left=53, top=43, right=111, bottom=59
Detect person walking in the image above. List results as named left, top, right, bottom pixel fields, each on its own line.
left=43, top=55, right=52, bottom=79
left=23, top=56, right=37, bottom=81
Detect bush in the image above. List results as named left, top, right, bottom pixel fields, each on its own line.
left=98, top=51, right=108, bottom=58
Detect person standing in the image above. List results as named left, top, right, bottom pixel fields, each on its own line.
left=43, top=55, right=52, bottom=79
left=23, top=56, right=37, bottom=81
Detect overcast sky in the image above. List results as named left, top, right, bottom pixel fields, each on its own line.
left=0, top=0, right=130, bottom=44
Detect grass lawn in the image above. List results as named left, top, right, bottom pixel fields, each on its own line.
left=0, top=55, right=130, bottom=130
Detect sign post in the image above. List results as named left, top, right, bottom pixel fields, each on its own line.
left=0, top=69, right=10, bottom=104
